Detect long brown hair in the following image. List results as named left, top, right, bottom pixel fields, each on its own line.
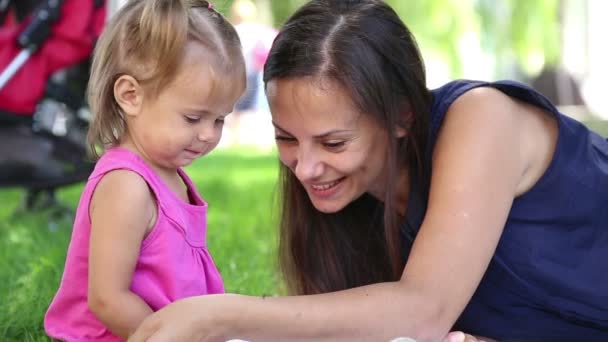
left=264, top=0, right=432, bottom=295
left=87, top=0, right=244, bottom=157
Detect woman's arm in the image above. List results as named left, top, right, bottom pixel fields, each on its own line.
left=130, top=87, right=538, bottom=342
left=88, top=170, right=157, bottom=339
left=129, top=291, right=492, bottom=342
left=396, top=86, right=533, bottom=336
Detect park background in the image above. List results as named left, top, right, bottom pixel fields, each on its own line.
left=1, top=0, right=608, bottom=340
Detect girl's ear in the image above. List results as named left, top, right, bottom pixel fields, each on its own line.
left=114, top=75, right=144, bottom=117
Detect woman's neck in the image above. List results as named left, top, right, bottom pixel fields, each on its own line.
left=369, top=164, right=410, bottom=216
left=395, top=166, right=410, bottom=217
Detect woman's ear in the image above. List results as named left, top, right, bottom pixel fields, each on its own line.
left=394, top=110, right=413, bottom=138
left=114, top=75, right=143, bottom=117
left=394, top=125, right=407, bottom=138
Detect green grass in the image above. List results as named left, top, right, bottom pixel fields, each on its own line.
left=587, top=119, right=608, bottom=137
left=0, top=148, right=280, bottom=341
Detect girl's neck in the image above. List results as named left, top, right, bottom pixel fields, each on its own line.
left=118, top=137, right=177, bottom=178
left=117, top=139, right=190, bottom=203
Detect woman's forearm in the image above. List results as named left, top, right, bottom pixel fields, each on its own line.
left=217, top=282, right=451, bottom=342
left=89, top=291, right=153, bottom=339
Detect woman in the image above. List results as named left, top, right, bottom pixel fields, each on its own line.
left=130, top=0, right=608, bottom=341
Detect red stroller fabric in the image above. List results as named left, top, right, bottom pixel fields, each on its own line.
left=0, top=0, right=106, bottom=116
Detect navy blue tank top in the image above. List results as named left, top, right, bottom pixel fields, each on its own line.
left=402, top=80, right=608, bottom=340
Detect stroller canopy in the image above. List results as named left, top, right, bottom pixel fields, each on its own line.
left=0, top=0, right=106, bottom=116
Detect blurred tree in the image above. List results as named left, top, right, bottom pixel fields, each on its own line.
left=264, top=0, right=476, bottom=77
left=476, top=0, right=561, bottom=77
left=213, top=0, right=236, bottom=15
left=387, top=0, right=477, bottom=77
left=268, top=0, right=306, bottom=26
left=261, top=0, right=560, bottom=79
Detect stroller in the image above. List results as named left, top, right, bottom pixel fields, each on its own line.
left=0, top=0, right=106, bottom=213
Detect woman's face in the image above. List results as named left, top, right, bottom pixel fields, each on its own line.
left=267, top=77, right=391, bottom=213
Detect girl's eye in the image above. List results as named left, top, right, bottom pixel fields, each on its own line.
left=184, top=116, right=200, bottom=124
left=215, top=117, right=225, bottom=125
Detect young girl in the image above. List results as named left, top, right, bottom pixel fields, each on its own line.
left=44, top=0, right=245, bottom=340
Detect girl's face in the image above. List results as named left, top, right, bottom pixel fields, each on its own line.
left=267, top=77, right=392, bottom=213
left=125, top=42, right=244, bottom=172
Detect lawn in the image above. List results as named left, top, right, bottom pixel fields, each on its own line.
left=0, top=148, right=280, bottom=341
left=0, top=120, right=606, bottom=341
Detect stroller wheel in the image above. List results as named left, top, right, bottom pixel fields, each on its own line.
left=11, top=188, right=75, bottom=224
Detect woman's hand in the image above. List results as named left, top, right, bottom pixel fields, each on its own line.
left=443, top=331, right=497, bottom=342
left=128, top=295, right=229, bottom=342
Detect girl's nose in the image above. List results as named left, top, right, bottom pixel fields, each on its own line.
left=197, top=123, right=218, bottom=142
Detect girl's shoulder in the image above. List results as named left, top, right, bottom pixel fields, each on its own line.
left=84, top=146, right=164, bottom=210
left=92, top=147, right=153, bottom=176
left=89, top=167, right=157, bottom=227
left=89, top=147, right=163, bottom=191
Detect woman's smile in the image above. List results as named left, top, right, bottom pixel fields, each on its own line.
left=307, top=177, right=346, bottom=198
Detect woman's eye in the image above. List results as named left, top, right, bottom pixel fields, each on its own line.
left=215, top=117, right=225, bottom=125
left=323, top=141, right=346, bottom=149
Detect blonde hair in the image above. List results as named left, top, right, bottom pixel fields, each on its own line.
left=87, top=0, right=244, bottom=157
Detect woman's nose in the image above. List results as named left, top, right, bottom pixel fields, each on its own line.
left=294, top=147, right=324, bottom=181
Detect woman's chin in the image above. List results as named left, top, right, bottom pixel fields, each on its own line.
left=310, top=198, right=349, bottom=214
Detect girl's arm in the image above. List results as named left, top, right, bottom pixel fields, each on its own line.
left=130, top=87, right=547, bottom=342
left=88, top=169, right=157, bottom=339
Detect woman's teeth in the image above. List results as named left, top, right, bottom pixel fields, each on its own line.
left=312, top=179, right=341, bottom=190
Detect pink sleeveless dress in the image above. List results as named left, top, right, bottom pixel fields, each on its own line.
left=44, top=147, right=224, bottom=341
